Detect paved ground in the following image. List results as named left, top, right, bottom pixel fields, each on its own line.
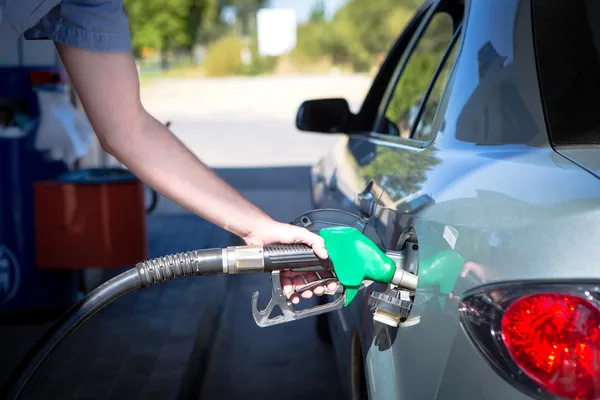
left=138, top=74, right=371, bottom=399
left=198, top=273, right=341, bottom=399
left=148, top=165, right=344, bottom=400
left=139, top=74, right=371, bottom=167
left=0, top=74, right=370, bottom=399
left=0, top=213, right=233, bottom=400
left=198, top=166, right=343, bottom=400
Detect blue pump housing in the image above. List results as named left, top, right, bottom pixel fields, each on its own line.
left=0, top=67, right=79, bottom=316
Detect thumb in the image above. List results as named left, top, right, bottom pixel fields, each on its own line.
left=298, top=229, right=329, bottom=259
left=311, top=241, right=329, bottom=259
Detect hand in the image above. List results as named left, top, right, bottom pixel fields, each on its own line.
left=243, top=219, right=338, bottom=304
left=449, top=261, right=488, bottom=302
left=460, top=261, right=487, bottom=281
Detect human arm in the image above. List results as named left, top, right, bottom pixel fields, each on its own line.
left=55, top=44, right=335, bottom=300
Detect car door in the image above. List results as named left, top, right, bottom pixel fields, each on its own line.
left=315, top=1, right=466, bottom=399
left=311, top=0, right=463, bottom=222
left=357, top=6, right=463, bottom=397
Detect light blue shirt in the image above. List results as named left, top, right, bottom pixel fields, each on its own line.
left=0, top=0, right=131, bottom=53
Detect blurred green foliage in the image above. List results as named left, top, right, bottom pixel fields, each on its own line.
left=124, top=0, right=214, bottom=53
left=240, top=43, right=278, bottom=76
left=124, top=0, right=275, bottom=75
left=383, top=12, right=455, bottom=138
left=123, top=0, right=262, bottom=55
left=202, top=35, right=245, bottom=76
left=123, top=0, right=456, bottom=83
left=202, top=35, right=277, bottom=77
left=362, top=145, right=441, bottom=199
left=291, top=0, right=420, bottom=72
left=341, top=12, right=454, bottom=202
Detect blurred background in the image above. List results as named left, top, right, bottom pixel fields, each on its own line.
left=129, top=0, right=420, bottom=79
left=0, top=0, right=424, bottom=399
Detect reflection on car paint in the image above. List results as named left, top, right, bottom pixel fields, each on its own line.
left=309, top=0, right=600, bottom=398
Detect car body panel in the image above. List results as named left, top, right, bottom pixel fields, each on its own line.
left=309, top=0, right=600, bottom=399
left=555, top=147, right=600, bottom=181
left=435, top=329, right=532, bottom=399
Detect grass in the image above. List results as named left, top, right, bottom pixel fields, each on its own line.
left=137, top=56, right=208, bottom=87
left=138, top=67, right=205, bottom=88
left=162, top=67, right=206, bottom=78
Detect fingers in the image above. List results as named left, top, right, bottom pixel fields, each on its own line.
left=280, top=270, right=337, bottom=304
left=294, top=227, right=329, bottom=259
left=281, top=270, right=314, bottom=304
left=293, top=275, right=312, bottom=299
left=281, top=270, right=293, bottom=297
left=318, top=270, right=338, bottom=292
left=460, top=261, right=487, bottom=281
left=327, top=280, right=338, bottom=292
left=311, top=242, right=329, bottom=259
left=265, top=223, right=329, bottom=259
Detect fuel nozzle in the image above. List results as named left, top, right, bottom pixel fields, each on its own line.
left=320, top=226, right=418, bottom=327
left=320, top=226, right=418, bottom=301
left=252, top=225, right=419, bottom=327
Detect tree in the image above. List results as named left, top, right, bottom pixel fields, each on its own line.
left=222, top=0, right=267, bottom=37
left=124, top=0, right=220, bottom=66
left=185, top=0, right=219, bottom=52
left=332, top=0, right=409, bottom=57
left=309, top=0, right=326, bottom=22
left=362, top=145, right=441, bottom=200
left=384, top=12, right=454, bottom=131
left=124, top=0, right=189, bottom=54
left=291, top=0, right=419, bottom=72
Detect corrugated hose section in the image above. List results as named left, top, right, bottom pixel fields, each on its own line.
left=136, top=249, right=223, bottom=286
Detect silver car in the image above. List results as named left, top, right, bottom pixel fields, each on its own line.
left=295, top=0, right=600, bottom=399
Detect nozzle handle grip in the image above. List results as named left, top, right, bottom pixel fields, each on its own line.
left=263, top=244, right=331, bottom=272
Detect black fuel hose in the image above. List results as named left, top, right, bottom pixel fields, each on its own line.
left=2, top=248, right=225, bottom=400
left=2, top=244, right=326, bottom=400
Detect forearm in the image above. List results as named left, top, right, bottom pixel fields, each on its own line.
left=54, top=44, right=273, bottom=239
left=104, top=110, right=273, bottom=238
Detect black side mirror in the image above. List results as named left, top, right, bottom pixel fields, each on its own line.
left=296, top=98, right=353, bottom=133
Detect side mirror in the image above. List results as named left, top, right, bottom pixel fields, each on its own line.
left=296, top=98, right=353, bottom=133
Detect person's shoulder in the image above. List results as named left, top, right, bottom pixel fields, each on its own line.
left=24, top=0, right=132, bottom=53
left=0, top=0, right=61, bottom=50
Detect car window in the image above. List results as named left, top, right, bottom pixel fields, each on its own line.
left=532, top=0, right=600, bottom=145
left=375, top=11, right=456, bottom=140
left=412, top=40, right=459, bottom=141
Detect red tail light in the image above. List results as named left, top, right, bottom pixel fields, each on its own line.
left=502, top=293, right=600, bottom=399
left=459, top=283, right=600, bottom=400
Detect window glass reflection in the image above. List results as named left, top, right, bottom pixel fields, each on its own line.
left=381, top=12, right=454, bottom=138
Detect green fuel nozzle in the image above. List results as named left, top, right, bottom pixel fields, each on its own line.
left=320, top=226, right=397, bottom=305
left=418, top=249, right=464, bottom=294
left=252, top=224, right=418, bottom=327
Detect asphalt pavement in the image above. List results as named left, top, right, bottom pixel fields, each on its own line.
left=149, top=166, right=344, bottom=400
left=0, top=73, right=369, bottom=399
left=0, top=213, right=233, bottom=400
left=140, top=74, right=371, bottom=399
left=139, top=74, right=370, bottom=167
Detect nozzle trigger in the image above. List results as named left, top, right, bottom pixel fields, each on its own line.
left=252, top=270, right=345, bottom=328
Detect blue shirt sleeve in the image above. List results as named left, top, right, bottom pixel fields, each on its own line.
left=0, top=0, right=60, bottom=52
left=23, top=0, right=132, bottom=52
